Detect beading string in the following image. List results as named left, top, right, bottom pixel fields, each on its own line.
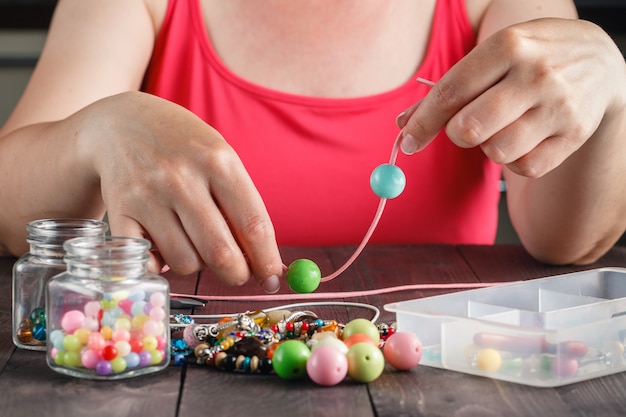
left=170, top=301, right=381, bottom=324
left=278, top=77, right=435, bottom=283
left=171, top=76, right=508, bottom=301
left=170, top=281, right=505, bottom=302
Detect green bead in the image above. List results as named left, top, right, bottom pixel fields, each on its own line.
left=342, top=318, right=380, bottom=345
left=29, top=307, right=46, bottom=324
left=286, top=259, right=321, bottom=293
left=346, top=342, right=385, bottom=383
left=370, top=163, right=406, bottom=199
left=272, top=340, right=311, bottom=380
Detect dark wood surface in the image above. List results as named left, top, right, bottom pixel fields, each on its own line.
left=2, top=244, right=626, bottom=417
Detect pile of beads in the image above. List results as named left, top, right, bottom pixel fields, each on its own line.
left=15, top=307, right=47, bottom=345
left=48, top=290, right=169, bottom=379
left=170, top=310, right=422, bottom=386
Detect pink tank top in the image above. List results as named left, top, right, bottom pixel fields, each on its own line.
left=143, top=0, right=502, bottom=246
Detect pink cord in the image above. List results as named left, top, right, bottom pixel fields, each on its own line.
left=171, top=281, right=505, bottom=302
left=280, top=131, right=403, bottom=282
left=277, top=78, right=438, bottom=287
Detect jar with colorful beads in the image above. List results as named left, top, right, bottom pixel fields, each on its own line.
left=12, top=218, right=109, bottom=351
left=46, top=236, right=170, bottom=380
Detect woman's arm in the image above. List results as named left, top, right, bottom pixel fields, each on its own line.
left=399, top=0, right=626, bottom=264
left=0, top=0, right=284, bottom=292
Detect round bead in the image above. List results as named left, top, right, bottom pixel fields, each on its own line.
left=383, top=331, right=422, bottom=370
left=342, top=318, right=380, bottom=345
left=61, top=310, right=86, bottom=334
left=95, top=360, right=113, bottom=376
left=81, top=349, right=100, bottom=369
left=101, top=345, right=118, bottom=361
left=63, top=334, right=82, bottom=352
left=311, top=337, right=349, bottom=355
left=307, top=345, right=349, bottom=386
left=258, top=357, right=273, bottom=374
left=30, top=307, right=46, bottom=324
left=343, top=333, right=376, bottom=349
left=32, top=323, right=47, bottom=341
left=125, top=352, right=140, bottom=369
left=370, top=163, right=406, bottom=199
left=110, top=357, right=127, bottom=373
left=286, top=259, right=321, bottom=294
left=476, top=348, right=502, bottom=372
left=346, top=342, right=385, bottom=383
left=272, top=340, right=311, bottom=380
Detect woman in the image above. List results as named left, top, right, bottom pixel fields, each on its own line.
left=0, top=0, right=624, bottom=293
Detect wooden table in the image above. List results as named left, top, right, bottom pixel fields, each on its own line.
left=2, top=244, right=626, bottom=417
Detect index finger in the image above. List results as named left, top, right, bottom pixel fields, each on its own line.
left=204, top=155, right=284, bottom=293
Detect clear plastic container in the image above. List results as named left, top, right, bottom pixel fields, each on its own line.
left=46, top=236, right=170, bottom=380
left=12, top=218, right=109, bottom=350
left=385, top=267, right=626, bottom=387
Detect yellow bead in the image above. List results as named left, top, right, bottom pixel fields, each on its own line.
left=100, top=325, right=113, bottom=340
left=476, top=348, right=502, bottom=372
left=132, top=313, right=150, bottom=329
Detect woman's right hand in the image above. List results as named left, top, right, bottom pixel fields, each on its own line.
left=75, top=91, right=283, bottom=293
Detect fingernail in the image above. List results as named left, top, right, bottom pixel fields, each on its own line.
left=262, top=274, right=281, bottom=294
left=160, top=264, right=171, bottom=274
left=400, top=133, right=420, bottom=155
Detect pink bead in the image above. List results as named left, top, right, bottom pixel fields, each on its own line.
left=149, top=292, right=166, bottom=308
left=156, top=335, right=167, bottom=351
left=61, top=310, right=86, bottom=334
left=84, top=301, right=102, bottom=318
left=306, top=345, right=348, bottom=386
left=149, top=307, right=166, bottom=322
left=112, top=329, right=131, bottom=342
left=87, top=331, right=106, bottom=351
left=142, top=320, right=161, bottom=337
left=81, top=349, right=101, bottom=369
left=383, top=331, right=422, bottom=371
left=183, top=325, right=201, bottom=348
left=117, top=299, right=134, bottom=315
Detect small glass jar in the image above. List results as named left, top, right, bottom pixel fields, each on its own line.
left=12, top=218, right=109, bottom=350
left=46, top=236, right=170, bottom=380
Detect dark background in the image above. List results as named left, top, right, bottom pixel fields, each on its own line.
left=0, top=0, right=625, bottom=32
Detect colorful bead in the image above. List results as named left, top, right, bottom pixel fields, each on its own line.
left=370, top=163, right=406, bottom=199
left=307, top=345, right=349, bottom=386
left=476, top=348, right=502, bottom=372
left=272, top=340, right=311, bottom=380
left=342, top=318, right=380, bottom=345
left=286, top=259, right=322, bottom=294
left=383, top=331, right=422, bottom=371
left=346, top=342, right=385, bottom=383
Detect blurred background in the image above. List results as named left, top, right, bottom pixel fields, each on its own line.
left=0, top=0, right=624, bottom=246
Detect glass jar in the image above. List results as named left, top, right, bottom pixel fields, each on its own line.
left=12, top=218, right=109, bottom=350
left=46, top=236, right=170, bottom=380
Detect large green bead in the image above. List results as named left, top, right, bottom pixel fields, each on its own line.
left=342, top=318, right=380, bottom=345
left=286, top=259, right=321, bottom=293
left=346, top=342, right=385, bottom=383
left=272, top=340, right=311, bottom=380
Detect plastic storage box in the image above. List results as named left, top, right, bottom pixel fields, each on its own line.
left=385, top=267, right=626, bottom=387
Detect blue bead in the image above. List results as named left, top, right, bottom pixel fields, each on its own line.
left=32, top=323, right=46, bottom=341
left=370, top=163, right=406, bottom=199
left=173, top=353, right=187, bottom=366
